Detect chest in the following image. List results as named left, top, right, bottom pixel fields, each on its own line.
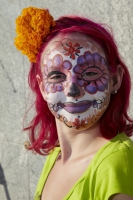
left=41, top=157, right=92, bottom=200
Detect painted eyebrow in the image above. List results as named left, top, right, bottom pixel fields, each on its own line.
left=47, top=71, right=66, bottom=78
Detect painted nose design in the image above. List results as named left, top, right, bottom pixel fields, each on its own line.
left=67, top=82, right=80, bottom=97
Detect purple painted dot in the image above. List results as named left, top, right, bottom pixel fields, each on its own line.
left=92, top=53, right=101, bottom=63
left=63, top=60, right=72, bottom=70
left=46, top=59, right=53, bottom=68
left=53, top=54, right=63, bottom=67
left=96, top=80, right=105, bottom=91
left=85, top=82, right=97, bottom=94
left=57, top=85, right=63, bottom=91
left=73, top=64, right=82, bottom=74
left=77, top=79, right=84, bottom=87
left=45, top=84, right=51, bottom=93
left=101, top=57, right=106, bottom=66
left=84, top=52, right=93, bottom=63
left=77, top=55, right=86, bottom=65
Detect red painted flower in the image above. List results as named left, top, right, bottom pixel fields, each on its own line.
left=72, top=118, right=81, bottom=129
left=63, top=42, right=82, bottom=60
left=72, top=118, right=87, bottom=129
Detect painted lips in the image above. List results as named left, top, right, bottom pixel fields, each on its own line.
left=58, top=100, right=92, bottom=113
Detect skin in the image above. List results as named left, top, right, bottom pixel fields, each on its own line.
left=40, top=34, right=111, bottom=130
left=37, top=32, right=130, bottom=200
left=110, top=194, right=133, bottom=200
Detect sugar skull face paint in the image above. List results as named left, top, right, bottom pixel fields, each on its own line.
left=40, top=33, right=111, bottom=130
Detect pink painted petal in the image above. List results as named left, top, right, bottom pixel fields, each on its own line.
left=96, top=80, right=105, bottom=91
left=63, top=60, right=72, bottom=70
left=44, top=65, right=48, bottom=75
left=73, top=64, right=83, bottom=74
left=50, top=85, right=57, bottom=93
left=101, top=77, right=108, bottom=84
left=53, top=54, right=63, bottom=67
left=85, top=82, right=97, bottom=94
left=46, top=59, right=53, bottom=68
left=103, top=68, right=109, bottom=75
left=103, top=74, right=109, bottom=81
left=45, top=84, right=51, bottom=93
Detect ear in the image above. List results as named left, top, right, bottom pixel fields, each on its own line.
left=36, top=74, right=47, bottom=100
left=110, top=64, right=124, bottom=93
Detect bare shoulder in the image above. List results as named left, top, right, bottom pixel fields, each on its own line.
left=109, top=194, right=133, bottom=200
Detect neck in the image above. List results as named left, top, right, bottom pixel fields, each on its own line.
left=55, top=119, right=108, bottom=163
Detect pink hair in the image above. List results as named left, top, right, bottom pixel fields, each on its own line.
left=24, top=16, right=133, bottom=155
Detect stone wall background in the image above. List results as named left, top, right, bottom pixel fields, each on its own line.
left=0, top=0, right=133, bottom=199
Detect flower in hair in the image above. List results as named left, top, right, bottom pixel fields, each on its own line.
left=14, top=7, right=56, bottom=62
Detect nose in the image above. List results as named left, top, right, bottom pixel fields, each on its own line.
left=67, top=82, right=80, bottom=97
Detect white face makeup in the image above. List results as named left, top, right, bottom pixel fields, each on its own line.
left=40, top=33, right=111, bottom=130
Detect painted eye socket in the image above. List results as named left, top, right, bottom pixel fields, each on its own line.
left=81, top=66, right=103, bottom=81
left=47, top=71, right=66, bottom=83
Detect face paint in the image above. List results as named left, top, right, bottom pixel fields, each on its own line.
left=40, top=33, right=111, bottom=130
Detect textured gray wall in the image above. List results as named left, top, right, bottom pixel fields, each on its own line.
left=0, top=0, right=133, bottom=199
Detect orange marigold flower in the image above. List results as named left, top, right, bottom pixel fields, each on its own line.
left=14, top=7, right=56, bottom=62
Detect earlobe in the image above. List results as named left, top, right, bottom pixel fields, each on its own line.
left=111, top=64, right=124, bottom=94
left=36, top=74, right=47, bottom=100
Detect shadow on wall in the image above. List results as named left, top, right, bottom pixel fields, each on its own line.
left=0, top=164, right=11, bottom=200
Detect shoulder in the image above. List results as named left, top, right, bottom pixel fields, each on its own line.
left=100, top=133, right=133, bottom=163
left=93, top=133, right=133, bottom=199
left=97, top=133, right=133, bottom=178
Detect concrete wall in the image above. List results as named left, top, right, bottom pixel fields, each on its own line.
left=0, top=0, right=133, bottom=199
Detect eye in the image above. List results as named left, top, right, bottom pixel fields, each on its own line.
left=81, top=66, right=103, bottom=81
left=47, top=71, right=66, bottom=83
left=83, top=72, right=98, bottom=77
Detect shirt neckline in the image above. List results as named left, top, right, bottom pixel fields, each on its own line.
left=40, top=133, right=125, bottom=200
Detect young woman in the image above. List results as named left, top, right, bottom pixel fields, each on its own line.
left=15, top=7, right=133, bottom=200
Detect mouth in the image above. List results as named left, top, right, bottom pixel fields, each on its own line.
left=57, top=100, right=92, bottom=113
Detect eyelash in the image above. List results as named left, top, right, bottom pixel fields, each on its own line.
left=50, top=74, right=66, bottom=79
left=81, top=72, right=98, bottom=77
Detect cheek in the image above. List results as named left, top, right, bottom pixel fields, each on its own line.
left=45, top=91, right=65, bottom=104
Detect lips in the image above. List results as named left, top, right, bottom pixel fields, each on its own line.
left=60, top=100, right=92, bottom=113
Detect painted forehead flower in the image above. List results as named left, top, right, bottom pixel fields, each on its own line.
left=63, top=42, right=83, bottom=60
left=43, top=54, right=72, bottom=93
left=73, top=51, right=109, bottom=94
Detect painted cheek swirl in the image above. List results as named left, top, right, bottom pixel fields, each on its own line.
left=43, top=54, right=72, bottom=94
left=73, top=51, right=109, bottom=94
